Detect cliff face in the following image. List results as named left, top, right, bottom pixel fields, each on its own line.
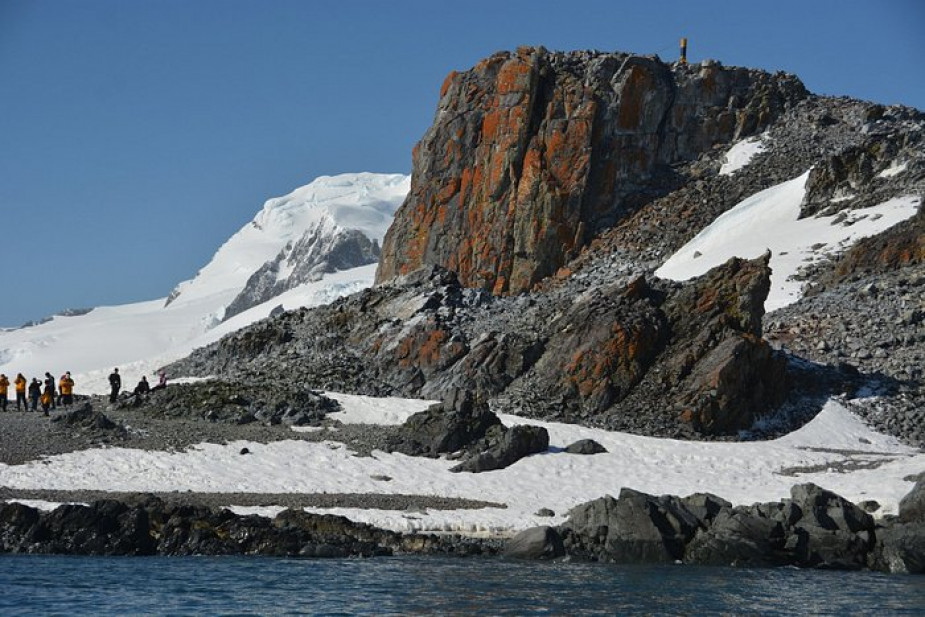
left=376, top=47, right=806, bottom=294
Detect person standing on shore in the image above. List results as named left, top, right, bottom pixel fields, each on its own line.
left=28, top=378, right=41, bottom=411
left=43, top=372, right=57, bottom=410
left=60, top=372, right=75, bottom=408
left=108, top=368, right=121, bottom=403
left=40, top=380, right=52, bottom=416
left=0, top=374, right=8, bottom=412
left=14, top=373, right=27, bottom=411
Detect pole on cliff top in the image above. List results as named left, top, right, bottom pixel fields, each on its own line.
left=680, top=37, right=688, bottom=65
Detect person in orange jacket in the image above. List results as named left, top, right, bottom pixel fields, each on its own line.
left=0, top=374, right=8, bottom=412
left=14, top=373, right=28, bottom=411
left=59, top=371, right=75, bottom=408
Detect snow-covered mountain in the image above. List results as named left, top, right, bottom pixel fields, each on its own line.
left=165, top=172, right=410, bottom=321
left=0, top=172, right=410, bottom=394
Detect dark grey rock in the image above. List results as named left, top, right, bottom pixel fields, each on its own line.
left=684, top=508, right=789, bottom=568
left=868, top=521, right=925, bottom=574
left=562, top=488, right=700, bottom=563
left=386, top=390, right=501, bottom=457
left=899, top=478, right=925, bottom=523
left=503, top=526, right=565, bottom=560
left=564, top=439, right=608, bottom=455
left=450, top=424, right=549, bottom=473
left=790, top=483, right=874, bottom=533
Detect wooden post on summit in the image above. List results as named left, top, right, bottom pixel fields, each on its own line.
left=680, top=37, right=688, bottom=65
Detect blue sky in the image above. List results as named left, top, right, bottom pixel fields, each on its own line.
left=1, top=0, right=922, bottom=327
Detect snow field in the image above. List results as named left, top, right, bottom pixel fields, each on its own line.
left=1, top=395, right=921, bottom=536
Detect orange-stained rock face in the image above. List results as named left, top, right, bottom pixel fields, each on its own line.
left=377, top=48, right=806, bottom=294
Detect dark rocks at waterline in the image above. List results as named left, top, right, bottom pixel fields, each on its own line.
left=506, top=483, right=925, bottom=573
left=0, top=496, right=502, bottom=558
left=503, top=526, right=565, bottom=560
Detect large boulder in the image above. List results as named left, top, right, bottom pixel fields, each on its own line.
left=503, top=526, right=565, bottom=560
left=867, top=522, right=925, bottom=574
left=561, top=488, right=701, bottom=563
left=450, top=424, right=549, bottom=473
left=386, top=389, right=502, bottom=457
left=684, top=508, right=789, bottom=567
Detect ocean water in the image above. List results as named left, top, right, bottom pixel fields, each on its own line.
left=0, top=555, right=923, bottom=616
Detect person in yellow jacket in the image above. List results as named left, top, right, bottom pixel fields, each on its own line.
left=14, top=373, right=27, bottom=411
left=0, top=374, right=8, bottom=412
left=59, top=371, right=75, bottom=408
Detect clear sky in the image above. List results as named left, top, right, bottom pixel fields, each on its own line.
left=2, top=0, right=922, bottom=328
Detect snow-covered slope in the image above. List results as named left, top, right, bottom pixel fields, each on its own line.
left=0, top=173, right=409, bottom=395
left=655, top=168, right=921, bottom=312
left=166, top=172, right=410, bottom=319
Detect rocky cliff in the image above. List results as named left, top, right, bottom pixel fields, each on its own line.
left=376, top=47, right=806, bottom=294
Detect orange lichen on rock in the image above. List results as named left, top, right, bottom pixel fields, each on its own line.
left=496, top=56, right=534, bottom=95
left=440, top=70, right=458, bottom=98
left=617, top=66, right=654, bottom=131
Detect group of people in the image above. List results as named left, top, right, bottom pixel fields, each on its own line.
left=108, top=368, right=167, bottom=403
left=0, top=371, right=75, bottom=416
left=0, top=368, right=168, bottom=415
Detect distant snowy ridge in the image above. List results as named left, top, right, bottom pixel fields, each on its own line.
left=0, top=173, right=408, bottom=394
left=166, top=172, right=410, bottom=319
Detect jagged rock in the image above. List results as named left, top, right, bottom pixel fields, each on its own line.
left=503, top=526, right=565, bottom=559
left=684, top=507, right=790, bottom=567
left=663, top=254, right=788, bottom=433
left=790, top=483, right=874, bottom=534
left=450, top=424, right=549, bottom=473
left=225, top=228, right=381, bottom=320
left=0, top=498, right=502, bottom=558
left=679, top=493, right=732, bottom=526
left=564, top=439, right=607, bottom=455
left=561, top=488, right=701, bottom=563
left=378, top=47, right=806, bottom=294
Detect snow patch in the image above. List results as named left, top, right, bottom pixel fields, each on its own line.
left=719, top=136, right=766, bottom=175
left=877, top=161, right=908, bottom=178
left=656, top=170, right=920, bottom=312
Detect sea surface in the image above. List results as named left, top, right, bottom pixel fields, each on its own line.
left=1, top=554, right=923, bottom=616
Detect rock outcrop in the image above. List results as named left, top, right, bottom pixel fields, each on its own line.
left=377, top=47, right=806, bottom=294
left=169, top=254, right=789, bottom=438
left=503, top=482, right=925, bottom=573
left=0, top=496, right=499, bottom=558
